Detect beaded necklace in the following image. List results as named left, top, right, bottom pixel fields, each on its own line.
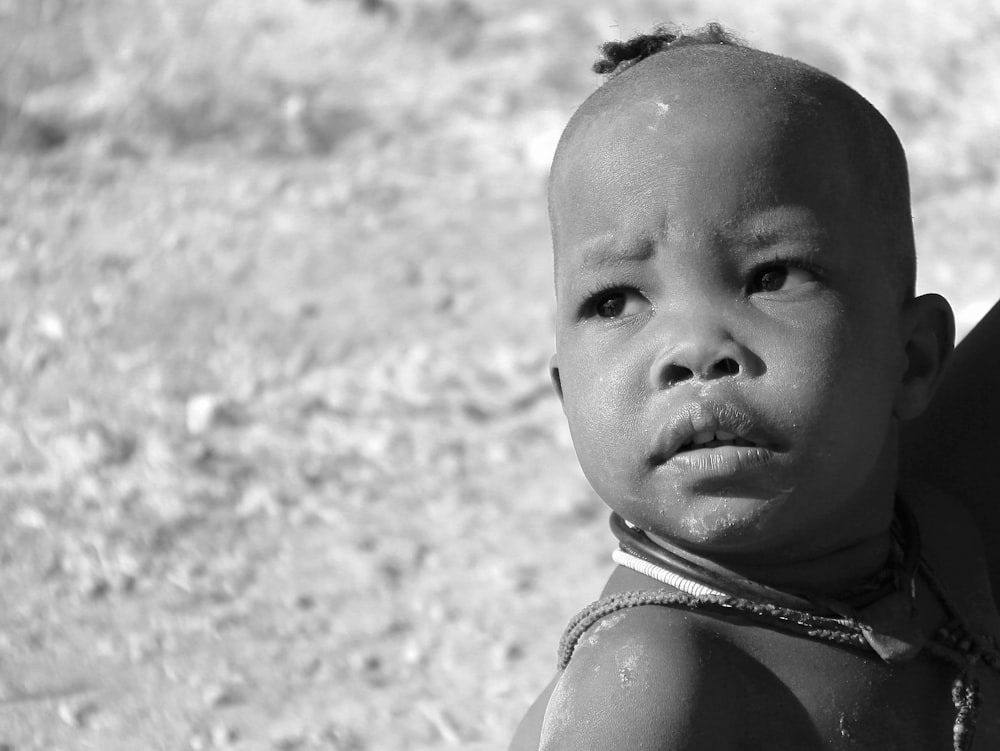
left=558, top=506, right=1000, bottom=751
left=610, top=509, right=915, bottom=616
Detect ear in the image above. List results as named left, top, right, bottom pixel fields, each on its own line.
left=549, top=353, right=564, bottom=403
left=894, top=293, right=955, bottom=420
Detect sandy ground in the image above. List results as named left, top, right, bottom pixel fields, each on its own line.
left=0, top=1, right=998, bottom=749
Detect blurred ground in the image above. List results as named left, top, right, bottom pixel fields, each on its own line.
left=0, top=1, right=997, bottom=749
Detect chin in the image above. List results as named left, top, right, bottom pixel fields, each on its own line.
left=641, top=491, right=794, bottom=553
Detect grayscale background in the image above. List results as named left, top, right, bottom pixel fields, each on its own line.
left=1, top=1, right=996, bottom=749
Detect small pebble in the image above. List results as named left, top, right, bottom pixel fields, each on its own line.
left=14, top=507, right=45, bottom=529
left=35, top=311, right=65, bottom=340
left=270, top=723, right=306, bottom=751
left=210, top=724, right=238, bottom=748
left=186, top=394, right=220, bottom=435
left=203, top=683, right=244, bottom=708
left=57, top=698, right=99, bottom=728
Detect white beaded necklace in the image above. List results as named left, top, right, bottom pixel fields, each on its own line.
left=612, top=547, right=728, bottom=597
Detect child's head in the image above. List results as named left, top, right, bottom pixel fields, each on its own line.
left=547, top=27, right=954, bottom=570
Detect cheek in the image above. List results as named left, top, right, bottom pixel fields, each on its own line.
left=760, top=310, right=846, bottom=381
left=559, top=348, right=646, bottom=477
left=563, top=367, right=639, bottom=442
left=764, top=307, right=900, bottom=447
left=753, top=312, right=858, bottom=432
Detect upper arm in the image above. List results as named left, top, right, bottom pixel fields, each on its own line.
left=537, top=607, right=738, bottom=751
left=509, top=676, right=558, bottom=751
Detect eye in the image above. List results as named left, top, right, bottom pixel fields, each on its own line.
left=587, top=288, right=649, bottom=319
left=749, top=264, right=817, bottom=294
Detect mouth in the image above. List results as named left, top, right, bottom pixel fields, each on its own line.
left=649, top=401, right=773, bottom=466
left=675, top=430, right=759, bottom=453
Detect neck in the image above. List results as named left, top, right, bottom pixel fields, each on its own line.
left=644, top=525, right=895, bottom=599
left=719, top=532, right=894, bottom=596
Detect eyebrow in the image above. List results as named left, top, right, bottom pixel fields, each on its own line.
left=720, top=209, right=831, bottom=251
left=573, top=232, right=657, bottom=271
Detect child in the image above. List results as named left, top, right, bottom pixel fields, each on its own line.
left=511, top=24, right=1000, bottom=751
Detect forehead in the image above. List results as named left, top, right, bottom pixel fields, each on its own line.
left=549, top=48, right=880, bottom=274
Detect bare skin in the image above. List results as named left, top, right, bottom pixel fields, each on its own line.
left=510, top=456, right=1000, bottom=751
left=511, top=44, right=1000, bottom=751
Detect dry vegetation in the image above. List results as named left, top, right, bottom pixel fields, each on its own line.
left=0, top=1, right=997, bottom=749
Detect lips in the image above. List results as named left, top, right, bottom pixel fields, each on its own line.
left=677, top=430, right=758, bottom=452
left=649, top=401, right=772, bottom=466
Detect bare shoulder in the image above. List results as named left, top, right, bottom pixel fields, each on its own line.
left=509, top=676, right=556, bottom=751
left=537, top=600, right=818, bottom=750
left=538, top=604, right=731, bottom=751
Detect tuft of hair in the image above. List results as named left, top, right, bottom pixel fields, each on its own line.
left=592, top=22, right=743, bottom=78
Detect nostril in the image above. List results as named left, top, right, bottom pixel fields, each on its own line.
left=715, top=358, right=740, bottom=376
left=660, top=364, right=695, bottom=386
left=651, top=351, right=747, bottom=389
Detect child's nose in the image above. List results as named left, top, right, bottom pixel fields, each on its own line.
left=648, top=322, right=755, bottom=389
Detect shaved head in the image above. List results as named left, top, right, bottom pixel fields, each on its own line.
left=550, top=43, right=915, bottom=299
